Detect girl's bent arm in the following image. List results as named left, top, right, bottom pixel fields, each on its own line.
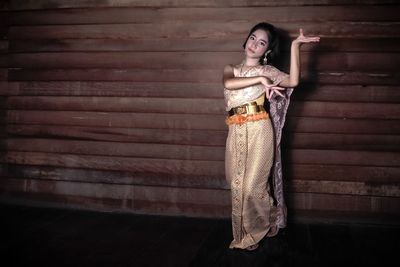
left=279, top=29, right=320, bottom=88
left=223, top=64, right=266, bottom=90
left=279, top=42, right=300, bottom=88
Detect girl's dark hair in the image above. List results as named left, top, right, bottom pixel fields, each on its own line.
left=242, top=22, right=280, bottom=65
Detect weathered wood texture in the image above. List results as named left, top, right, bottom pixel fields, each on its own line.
left=1, top=1, right=399, bottom=222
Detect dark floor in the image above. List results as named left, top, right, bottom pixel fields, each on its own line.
left=1, top=203, right=398, bottom=267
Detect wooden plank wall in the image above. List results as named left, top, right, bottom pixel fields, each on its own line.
left=1, top=0, right=399, bottom=222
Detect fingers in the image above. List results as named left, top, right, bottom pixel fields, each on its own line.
left=264, top=83, right=284, bottom=89
left=273, top=89, right=285, bottom=98
left=266, top=87, right=286, bottom=100
left=297, top=37, right=320, bottom=44
left=306, top=36, right=320, bottom=42
left=265, top=84, right=286, bottom=100
left=269, top=88, right=285, bottom=99
left=268, top=90, right=274, bottom=100
left=271, top=86, right=285, bottom=90
left=265, top=87, right=270, bottom=98
left=265, top=86, right=274, bottom=100
left=295, top=28, right=321, bottom=44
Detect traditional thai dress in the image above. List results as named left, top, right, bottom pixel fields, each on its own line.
left=224, top=63, right=293, bottom=249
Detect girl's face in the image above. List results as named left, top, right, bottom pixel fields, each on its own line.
left=244, top=29, right=269, bottom=59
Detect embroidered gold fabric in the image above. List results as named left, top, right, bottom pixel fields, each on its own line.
left=224, top=64, right=292, bottom=249
left=224, top=64, right=289, bottom=111
left=225, top=117, right=277, bottom=249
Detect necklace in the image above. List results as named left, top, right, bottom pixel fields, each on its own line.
left=239, top=62, right=260, bottom=77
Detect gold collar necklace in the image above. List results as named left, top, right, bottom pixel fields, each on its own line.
left=240, top=62, right=261, bottom=77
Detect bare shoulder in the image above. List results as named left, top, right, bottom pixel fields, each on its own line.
left=223, top=64, right=234, bottom=72
left=261, top=64, right=278, bottom=71
left=224, top=63, right=242, bottom=77
left=260, top=64, right=282, bottom=75
left=223, top=64, right=235, bottom=77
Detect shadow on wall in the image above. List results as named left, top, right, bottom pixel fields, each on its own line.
left=274, top=27, right=323, bottom=216
left=0, top=96, right=8, bottom=195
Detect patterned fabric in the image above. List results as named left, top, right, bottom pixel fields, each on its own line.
left=224, top=64, right=292, bottom=249
left=224, top=64, right=288, bottom=111
left=225, top=115, right=276, bottom=249
left=269, top=87, right=293, bottom=228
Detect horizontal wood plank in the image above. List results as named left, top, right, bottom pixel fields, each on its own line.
left=5, top=0, right=400, bottom=10
left=18, top=178, right=229, bottom=205
left=8, top=69, right=223, bottom=82
left=7, top=52, right=240, bottom=70
left=293, top=84, right=400, bottom=103
left=8, top=38, right=400, bottom=53
left=1, top=149, right=399, bottom=168
left=6, top=110, right=226, bottom=130
left=7, top=51, right=400, bottom=72
left=287, top=192, right=399, bottom=214
left=287, top=117, right=400, bottom=134
left=288, top=101, right=400, bottom=119
left=1, top=164, right=398, bottom=195
left=0, top=151, right=225, bottom=175
left=6, top=110, right=400, bottom=134
left=284, top=133, right=400, bottom=151
left=0, top=69, right=7, bottom=81
left=0, top=81, right=224, bottom=98
left=1, top=178, right=398, bottom=215
left=5, top=125, right=228, bottom=146
left=7, top=22, right=400, bottom=40
left=291, top=180, right=399, bottom=197
left=288, top=164, right=400, bottom=183
left=0, top=40, right=8, bottom=53
left=2, top=162, right=399, bottom=189
left=5, top=125, right=399, bottom=151
left=4, top=6, right=400, bottom=26
left=1, top=138, right=226, bottom=161
left=5, top=96, right=226, bottom=114
left=0, top=177, right=231, bottom=217
left=0, top=54, right=7, bottom=68
left=0, top=164, right=227, bottom=189
left=0, top=24, right=7, bottom=39
left=4, top=96, right=400, bottom=119
left=287, top=149, right=400, bottom=167
left=8, top=69, right=400, bottom=85
left=2, top=82, right=399, bottom=104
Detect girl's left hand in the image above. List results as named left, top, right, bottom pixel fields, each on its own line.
left=267, top=84, right=285, bottom=100
left=260, top=78, right=285, bottom=100
left=293, top=29, right=320, bottom=45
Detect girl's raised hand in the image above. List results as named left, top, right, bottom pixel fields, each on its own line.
left=293, top=29, right=320, bottom=45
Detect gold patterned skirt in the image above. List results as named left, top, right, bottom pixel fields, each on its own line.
left=225, top=111, right=277, bottom=249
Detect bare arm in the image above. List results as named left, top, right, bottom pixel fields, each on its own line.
left=223, top=64, right=286, bottom=99
left=279, top=42, right=301, bottom=87
left=223, top=64, right=264, bottom=90
left=279, top=29, right=320, bottom=88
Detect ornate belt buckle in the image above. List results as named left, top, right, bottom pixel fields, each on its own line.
left=246, top=104, right=257, bottom=114
left=236, top=106, right=246, bottom=114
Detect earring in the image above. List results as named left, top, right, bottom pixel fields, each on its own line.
left=263, top=54, right=268, bottom=64
left=263, top=50, right=271, bottom=65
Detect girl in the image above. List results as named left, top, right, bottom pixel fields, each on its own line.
left=223, top=22, right=320, bottom=251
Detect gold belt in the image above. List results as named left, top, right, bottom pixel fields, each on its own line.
left=228, top=102, right=265, bottom=116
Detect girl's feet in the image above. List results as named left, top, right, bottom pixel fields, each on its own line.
left=245, top=244, right=259, bottom=251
